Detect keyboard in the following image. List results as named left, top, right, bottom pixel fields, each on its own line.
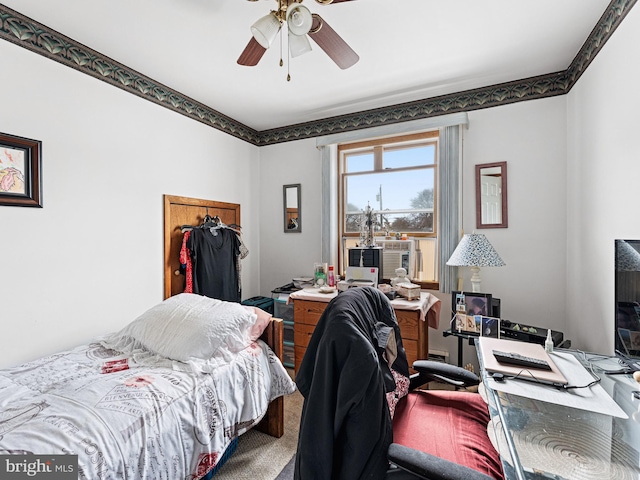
left=492, top=350, right=552, bottom=371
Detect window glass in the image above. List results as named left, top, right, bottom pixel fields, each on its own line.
left=346, top=152, right=374, bottom=173
left=385, top=144, right=435, bottom=168
left=345, top=169, right=434, bottom=234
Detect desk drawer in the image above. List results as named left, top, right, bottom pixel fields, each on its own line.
left=395, top=309, right=419, bottom=340
left=294, top=323, right=316, bottom=349
left=294, top=300, right=327, bottom=326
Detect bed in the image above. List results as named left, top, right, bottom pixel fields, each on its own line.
left=0, top=293, right=296, bottom=479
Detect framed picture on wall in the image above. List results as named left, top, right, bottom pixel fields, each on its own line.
left=0, top=132, right=42, bottom=207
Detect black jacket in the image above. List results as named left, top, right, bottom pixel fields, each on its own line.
left=294, top=287, right=410, bottom=480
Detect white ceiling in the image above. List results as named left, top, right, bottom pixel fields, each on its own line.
left=5, top=0, right=612, bottom=131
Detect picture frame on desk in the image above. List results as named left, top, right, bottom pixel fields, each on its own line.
left=453, top=313, right=466, bottom=332
left=455, top=293, right=467, bottom=313
left=452, top=312, right=481, bottom=334
left=466, top=315, right=477, bottom=332
left=480, top=316, right=500, bottom=338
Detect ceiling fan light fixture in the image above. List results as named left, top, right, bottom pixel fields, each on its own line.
left=286, top=3, right=313, bottom=36
left=251, top=12, right=281, bottom=48
left=288, top=31, right=312, bottom=58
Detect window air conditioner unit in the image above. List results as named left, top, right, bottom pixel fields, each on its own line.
left=382, top=250, right=411, bottom=279
left=375, top=238, right=416, bottom=279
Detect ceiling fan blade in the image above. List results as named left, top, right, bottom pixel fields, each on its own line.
left=308, top=14, right=359, bottom=69
left=315, top=0, right=356, bottom=4
left=237, top=37, right=267, bottom=66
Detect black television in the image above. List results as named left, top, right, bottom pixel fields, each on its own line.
left=614, top=239, right=640, bottom=372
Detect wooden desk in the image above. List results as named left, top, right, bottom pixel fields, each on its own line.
left=290, top=290, right=440, bottom=374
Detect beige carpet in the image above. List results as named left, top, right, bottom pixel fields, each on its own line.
left=214, top=382, right=302, bottom=479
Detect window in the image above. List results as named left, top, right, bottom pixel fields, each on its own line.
left=338, top=131, right=439, bottom=288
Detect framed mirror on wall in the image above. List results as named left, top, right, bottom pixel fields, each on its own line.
left=476, top=162, right=508, bottom=229
left=283, top=184, right=301, bottom=233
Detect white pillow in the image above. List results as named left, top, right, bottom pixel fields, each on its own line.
left=116, top=293, right=257, bottom=361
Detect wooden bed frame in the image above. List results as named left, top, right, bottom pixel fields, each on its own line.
left=163, top=194, right=286, bottom=439
left=256, top=317, right=285, bottom=438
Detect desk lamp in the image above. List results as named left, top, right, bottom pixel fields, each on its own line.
left=447, top=233, right=505, bottom=292
left=616, top=239, right=640, bottom=271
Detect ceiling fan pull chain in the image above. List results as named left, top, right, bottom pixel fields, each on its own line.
left=287, top=38, right=292, bottom=82
left=284, top=22, right=291, bottom=81
left=279, top=27, right=284, bottom=68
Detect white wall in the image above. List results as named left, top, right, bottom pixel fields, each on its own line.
left=566, top=5, right=640, bottom=355
left=0, top=41, right=260, bottom=368
left=258, top=138, right=323, bottom=294
left=454, top=97, right=568, bottom=364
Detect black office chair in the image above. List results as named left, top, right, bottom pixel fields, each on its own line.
left=294, top=287, right=503, bottom=480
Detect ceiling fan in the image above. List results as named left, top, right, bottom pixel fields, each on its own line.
left=237, top=0, right=359, bottom=75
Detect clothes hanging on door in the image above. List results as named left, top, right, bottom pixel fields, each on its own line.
left=179, top=217, right=248, bottom=303
left=188, top=227, right=240, bottom=302
left=179, top=230, right=194, bottom=293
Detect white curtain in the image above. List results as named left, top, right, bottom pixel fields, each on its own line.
left=320, top=144, right=337, bottom=265
left=439, top=124, right=463, bottom=293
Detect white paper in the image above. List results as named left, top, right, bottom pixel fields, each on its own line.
left=486, top=351, right=628, bottom=418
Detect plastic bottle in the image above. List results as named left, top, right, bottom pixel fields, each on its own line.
left=327, top=266, right=335, bottom=287
left=545, top=329, right=554, bottom=353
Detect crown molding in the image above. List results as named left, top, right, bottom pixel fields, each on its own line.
left=0, top=0, right=636, bottom=147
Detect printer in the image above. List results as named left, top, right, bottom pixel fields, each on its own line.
left=337, top=267, right=378, bottom=292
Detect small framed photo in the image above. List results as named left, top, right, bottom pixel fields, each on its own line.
left=455, top=293, right=467, bottom=313
left=452, top=313, right=482, bottom=334
left=481, top=316, right=501, bottom=338
left=0, top=132, right=42, bottom=207
left=474, top=315, right=483, bottom=333
left=465, top=315, right=476, bottom=332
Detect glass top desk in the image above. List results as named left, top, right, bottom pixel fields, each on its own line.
left=477, top=345, right=640, bottom=480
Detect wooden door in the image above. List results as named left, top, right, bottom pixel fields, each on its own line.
left=163, top=195, right=240, bottom=299
left=480, top=174, right=502, bottom=224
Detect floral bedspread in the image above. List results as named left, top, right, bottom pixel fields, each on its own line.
left=0, top=340, right=296, bottom=479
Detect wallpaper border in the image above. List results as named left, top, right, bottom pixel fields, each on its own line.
left=0, top=0, right=636, bottom=147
